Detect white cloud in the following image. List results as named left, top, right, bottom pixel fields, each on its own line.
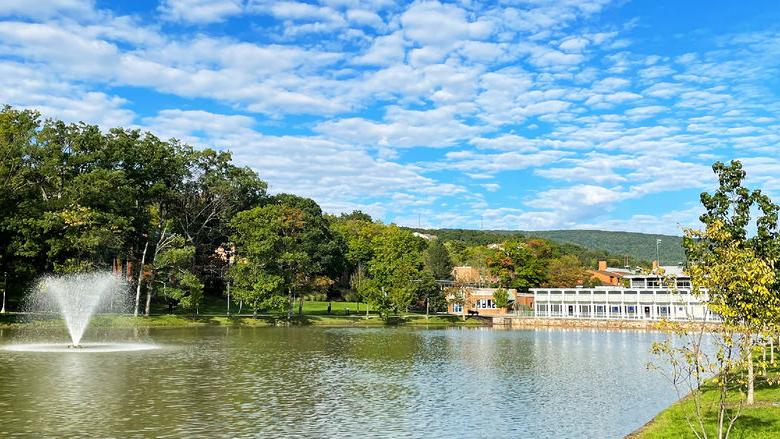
left=158, top=0, right=244, bottom=23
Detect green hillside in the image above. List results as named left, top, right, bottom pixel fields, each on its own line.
left=408, top=228, right=685, bottom=266
left=523, top=230, right=685, bottom=265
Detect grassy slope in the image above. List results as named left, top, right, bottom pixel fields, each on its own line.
left=634, top=357, right=780, bottom=438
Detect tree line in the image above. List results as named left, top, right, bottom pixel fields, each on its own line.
left=0, top=105, right=617, bottom=317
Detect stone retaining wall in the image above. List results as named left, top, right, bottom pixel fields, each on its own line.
left=492, top=316, right=721, bottom=331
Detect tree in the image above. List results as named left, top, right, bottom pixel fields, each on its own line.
left=493, top=288, right=509, bottom=309
left=688, top=160, right=780, bottom=406
left=543, top=255, right=587, bottom=288
left=366, top=226, right=426, bottom=316
left=424, top=239, right=453, bottom=280
left=486, top=240, right=547, bottom=290
left=331, top=214, right=383, bottom=311
left=154, top=238, right=204, bottom=314
left=230, top=195, right=344, bottom=319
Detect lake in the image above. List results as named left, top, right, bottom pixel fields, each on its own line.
left=0, top=326, right=678, bottom=438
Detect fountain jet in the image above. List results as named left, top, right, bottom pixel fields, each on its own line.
left=33, top=272, right=125, bottom=347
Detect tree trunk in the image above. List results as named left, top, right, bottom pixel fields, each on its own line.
left=298, top=296, right=303, bottom=319
left=134, top=239, right=149, bottom=317
left=144, top=271, right=155, bottom=316
left=287, top=288, right=293, bottom=320
left=226, top=281, right=231, bottom=316
left=771, top=338, right=775, bottom=364
left=748, top=339, right=755, bottom=405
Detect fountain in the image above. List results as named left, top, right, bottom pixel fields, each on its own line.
left=3, top=272, right=158, bottom=353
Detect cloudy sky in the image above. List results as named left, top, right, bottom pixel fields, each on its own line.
left=2, top=0, right=779, bottom=234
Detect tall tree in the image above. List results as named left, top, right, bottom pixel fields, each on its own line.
left=543, top=255, right=587, bottom=288
left=230, top=195, right=344, bottom=318
left=424, top=239, right=453, bottom=280
left=486, top=240, right=547, bottom=290
left=366, top=226, right=426, bottom=315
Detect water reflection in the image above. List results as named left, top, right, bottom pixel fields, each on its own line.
left=0, top=327, right=677, bottom=438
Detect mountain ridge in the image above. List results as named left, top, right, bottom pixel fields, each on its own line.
left=409, top=228, right=685, bottom=265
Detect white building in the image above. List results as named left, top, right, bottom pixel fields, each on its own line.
left=530, top=269, right=718, bottom=322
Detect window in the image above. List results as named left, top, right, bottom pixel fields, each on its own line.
left=453, top=304, right=463, bottom=313
left=610, top=306, right=620, bottom=313
left=658, top=306, right=670, bottom=317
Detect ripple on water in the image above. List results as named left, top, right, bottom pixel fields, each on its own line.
left=2, top=342, right=160, bottom=353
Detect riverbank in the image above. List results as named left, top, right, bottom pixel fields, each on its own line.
left=630, top=357, right=780, bottom=438
left=0, top=312, right=488, bottom=329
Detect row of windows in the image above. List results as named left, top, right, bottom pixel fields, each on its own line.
left=537, top=304, right=680, bottom=317
left=451, top=299, right=498, bottom=312
left=536, top=290, right=692, bottom=295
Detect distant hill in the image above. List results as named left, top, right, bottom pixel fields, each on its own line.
left=522, top=230, right=685, bottom=265
left=408, top=228, right=685, bottom=266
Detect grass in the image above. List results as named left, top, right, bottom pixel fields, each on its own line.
left=633, top=352, right=780, bottom=438
left=0, top=300, right=488, bottom=329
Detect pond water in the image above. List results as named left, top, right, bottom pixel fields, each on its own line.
left=0, top=326, right=678, bottom=438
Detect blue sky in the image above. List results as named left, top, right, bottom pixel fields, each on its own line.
left=1, top=0, right=779, bottom=234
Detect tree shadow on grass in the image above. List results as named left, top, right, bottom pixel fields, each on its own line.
left=730, top=414, right=780, bottom=439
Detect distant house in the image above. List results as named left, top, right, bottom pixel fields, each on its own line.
left=588, top=260, right=632, bottom=286
left=451, top=266, right=483, bottom=285
left=413, top=232, right=436, bottom=240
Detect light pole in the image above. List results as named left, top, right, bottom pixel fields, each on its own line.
left=656, top=239, right=662, bottom=268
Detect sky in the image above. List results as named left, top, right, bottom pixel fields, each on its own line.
left=1, top=0, right=779, bottom=235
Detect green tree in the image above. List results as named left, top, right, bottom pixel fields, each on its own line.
left=486, top=240, right=547, bottom=290
left=493, top=288, right=509, bottom=309
left=366, top=226, right=426, bottom=315
left=154, top=238, right=204, bottom=313
left=543, top=255, right=587, bottom=288
left=230, top=195, right=344, bottom=319
left=684, top=160, right=780, bottom=406
left=424, top=239, right=453, bottom=280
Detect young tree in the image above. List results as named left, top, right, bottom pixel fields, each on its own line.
left=493, top=288, right=510, bottom=309
left=651, top=160, right=780, bottom=439
left=689, top=160, right=780, bottom=405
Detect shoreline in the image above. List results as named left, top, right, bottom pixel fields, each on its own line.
left=492, top=316, right=722, bottom=332
left=0, top=312, right=490, bottom=330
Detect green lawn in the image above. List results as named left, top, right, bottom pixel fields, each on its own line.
left=633, top=355, right=780, bottom=438
left=0, top=303, right=486, bottom=329
left=150, top=296, right=373, bottom=316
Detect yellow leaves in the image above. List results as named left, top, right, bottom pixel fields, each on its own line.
left=58, top=204, right=95, bottom=227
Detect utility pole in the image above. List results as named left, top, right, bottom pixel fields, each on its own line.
left=656, top=239, right=662, bottom=267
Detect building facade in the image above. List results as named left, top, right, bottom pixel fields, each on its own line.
left=530, top=270, right=717, bottom=322
left=446, top=287, right=518, bottom=316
